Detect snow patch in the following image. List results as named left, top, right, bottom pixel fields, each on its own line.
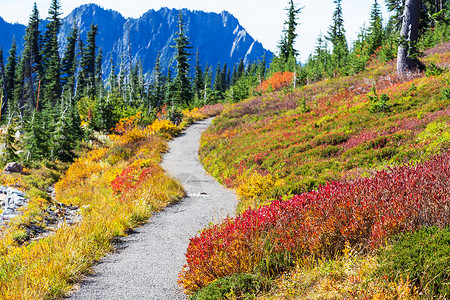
left=230, top=29, right=247, bottom=58
left=244, top=41, right=256, bottom=64
left=233, top=25, right=240, bottom=35
left=222, top=11, right=229, bottom=27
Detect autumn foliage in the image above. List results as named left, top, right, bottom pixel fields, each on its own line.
left=257, top=71, right=295, bottom=93
left=180, top=151, right=450, bottom=293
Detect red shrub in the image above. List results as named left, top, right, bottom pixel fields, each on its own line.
left=180, top=151, right=450, bottom=293
left=111, top=165, right=156, bottom=195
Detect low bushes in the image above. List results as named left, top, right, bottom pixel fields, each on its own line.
left=190, top=273, right=270, bottom=300
left=180, top=151, right=450, bottom=294
left=377, top=226, right=450, bottom=298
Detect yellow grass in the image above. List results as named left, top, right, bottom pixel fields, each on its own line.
left=0, top=106, right=221, bottom=299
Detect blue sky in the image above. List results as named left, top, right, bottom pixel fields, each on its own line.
left=0, top=0, right=393, bottom=62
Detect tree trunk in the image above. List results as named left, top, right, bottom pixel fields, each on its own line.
left=397, top=0, right=423, bottom=76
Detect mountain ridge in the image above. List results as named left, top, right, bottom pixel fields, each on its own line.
left=0, top=4, right=273, bottom=77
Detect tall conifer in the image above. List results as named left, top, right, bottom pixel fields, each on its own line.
left=172, top=11, right=192, bottom=106
left=42, top=0, right=62, bottom=107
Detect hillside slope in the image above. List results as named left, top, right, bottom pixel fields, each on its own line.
left=180, top=43, right=450, bottom=298
left=201, top=43, right=450, bottom=211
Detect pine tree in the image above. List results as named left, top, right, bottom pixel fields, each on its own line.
left=2, top=122, right=18, bottom=163
left=92, top=95, right=115, bottom=133
left=327, top=0, right=348, bottom=71
left=172, top=11, right=192, bottom=106
left=21, top=3, right=42, bottom=111
left=0, top=48, right=5, bottom=116
left=75, top=37, right=85, bottom=99
left=5, top=41, right=17, bottom=113
left=213, top=62, right=223, bottom=95
left=13, top=55, right=25, bottom=115
left=42, top=0, right=62, bottom=108
left=279, top=0, right=302, bottom=60
left=386, top=0, right=445, bottom=31
left=202, top=65, right=213, bottom=103
left=24, top=110, right=52, bottom=161
left=52, top=101, right=78, bottom=162
left=194, top=50, right=204, bottom=99
left=95, top=47, right=103, bottom=98
left=367, top=0, right=384, bottom=55
left=80, top=24, right=98, bottom=99
left=164, top=66, right=176, bottom=106
left=107, top=58, right=117, bottom=93
left=61, top=24, right=78, bottom=99
left=237, top=59, right=245, bottom=79
left=151, top=53, right=165, bottom=109
left=221, top=63, right=228, bottom=92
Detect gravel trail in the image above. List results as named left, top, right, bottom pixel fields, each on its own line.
left=70, top=118, right=237, bottom=299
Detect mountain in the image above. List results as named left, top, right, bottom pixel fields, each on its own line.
left=0, top=17, right=25, bottom=56
left=0, top=4, right=273, bottom=77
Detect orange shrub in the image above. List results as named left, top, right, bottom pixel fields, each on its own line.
left=257, top=72, right=295, bottom=93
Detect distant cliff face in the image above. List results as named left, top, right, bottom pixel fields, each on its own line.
left=0, top=17, right=25, bottom=56
left=0, top=4, right=271, bottom=76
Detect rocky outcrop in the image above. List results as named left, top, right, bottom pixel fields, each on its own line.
left=0, top=186, right=28, bottom=222
left=3, top=162, right=24, bottom=174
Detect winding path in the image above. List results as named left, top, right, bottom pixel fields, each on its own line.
left=70, top=118, right=237, bottom=299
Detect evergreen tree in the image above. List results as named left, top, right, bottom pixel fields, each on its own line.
left=107, top=58, right=117, bottom=93
left=279, top=0, right=302, bottom=60
left=386, top=0, right=447, bottom=32
left=5, top=41, right=17, bottom=113
left=193, top=50, right=204, bottom=99
left=367, top=0, right=384, bottom=55
left=164, top=67, right=176, bottom=106
left=21, top=3, right=42, bottom=111
left=213, top=62, right=223, bottom=94
left=75, top=37, right=85, bottom=99
left=231, top=64, right=237, bottom=85
left=95, top=47, right=103, bottom=98
left=151, top=53, right=165, bottom=109
left=52, top=101, right=78, bottom=161
left=2, top=122, right=18, bottom=163
left=0, top=48, right=4, bottom=116
left=327, top=0, right=348, bottom=71
left=61, top=24, right=78, bottom=98
left=13, top=54, right=25, bottom=115
left=92, top=95, right=116, bottom=133
left=237, top=58, right=245, bottom=79
left=221, top=63, right=228, bottom=92
left=172, top=11, right=192, bottom=106
left=11, top=56, right=25, bottom=116
left=258, top=54, right=267, bottom=82
left=202, top=65, right=214, bottom=103
left=42, top=0, right=62, bottom=108
left=80, top=24, right=98, bottom=99
left=24, top=110, right=52, bottom=161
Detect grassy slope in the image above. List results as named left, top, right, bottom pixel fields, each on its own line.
left=192, top=44, right=450, bottom=298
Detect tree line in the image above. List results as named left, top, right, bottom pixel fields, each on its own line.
left=241, top=0, right=449, bottom=86
left=0, top=0, right=267, bottom=165
left=220, top=0, right=448, bottom=104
